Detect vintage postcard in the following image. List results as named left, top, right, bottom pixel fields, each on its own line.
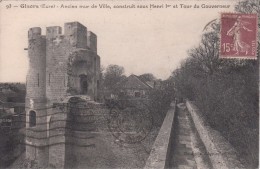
left=0, top=0, right=259, bottom=168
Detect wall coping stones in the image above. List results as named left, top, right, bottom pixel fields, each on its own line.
left=186, top=100, right=245, bottom=169
left=144, top=101, right=176, bottom=169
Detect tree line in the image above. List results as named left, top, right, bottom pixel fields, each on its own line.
left=100, top=64, right=175, bottom=125
left=170, top=0, right=259, bottom=168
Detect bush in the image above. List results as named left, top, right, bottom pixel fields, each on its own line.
left=148, top=81, right=175, bottom=126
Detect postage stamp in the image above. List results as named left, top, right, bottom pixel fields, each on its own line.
left=220, top=13, right=258, bottom=59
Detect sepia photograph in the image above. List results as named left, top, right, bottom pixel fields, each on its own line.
left=0, top=0, right=259, bottom=168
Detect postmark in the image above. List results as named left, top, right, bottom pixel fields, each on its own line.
left=107, top=99, right=153, bottom=145
left=220, top=13, right=257, bottom=59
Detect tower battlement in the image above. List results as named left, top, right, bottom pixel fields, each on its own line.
left=29, top=22, right=97, bottom=51
left=87, top=31, right=97, bottom=52
left=28, top=27, right=43, bottom=39
left=46, top=26, right=62, bottom=39
left=27, top=21, right=100, bottom=102
left=64, top=22, right=88, bottom=48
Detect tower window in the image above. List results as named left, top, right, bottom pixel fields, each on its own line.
left=37, top=73, right=40, bottom=87
left=29, top=110, right=36, bottom=127
left=49, top=73, right=51, bottom=86
left=79, top=74, right=88, bottom=94
left=97, top=80, right=100, bottom=89
left=64, top=75, right=66, bottom=87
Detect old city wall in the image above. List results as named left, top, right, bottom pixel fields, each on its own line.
left=25, top=22, right=101, bottom=167
left=186, top=101, right=245, bottom=169
left=45, top=22, right=98, bottom=102
left=26, top=27, right=49, bottom=167
left=26, top=28, right=46, bottom=100
left=68, top=50, right=97, bottom=99
left=46, top=26, right=71, bottom=103
left=48, top=100, right=108, bottom=168
left=48, top=103, right=68, bottom=168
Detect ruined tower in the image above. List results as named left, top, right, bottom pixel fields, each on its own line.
left=25, top=22, right=101, bottom=167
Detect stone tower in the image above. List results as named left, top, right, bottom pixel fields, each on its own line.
left=25, top=22, right=101, bottom=167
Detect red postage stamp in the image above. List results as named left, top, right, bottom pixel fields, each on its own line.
left=220, top=13, right=258, bottom=59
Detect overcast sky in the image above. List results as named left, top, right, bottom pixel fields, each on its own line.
left=0, top=0, right=237, bottom=82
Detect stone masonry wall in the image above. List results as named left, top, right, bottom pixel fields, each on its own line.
left=26, top=27, right=49, bottom=167
left=26, top=27, right=46, bottom=99
left=144, top=101, right=176, bottom=169
left=64, top=22, right=88, bottom=49
left=45, top=22, right=99, bottom=102
left=186, top=101, right=245, bottom=169
left=48, top=104, right=68, bottom=168
left=46, top=29, right=71, bottom=102
left=26, top=22, right=101, bottom=167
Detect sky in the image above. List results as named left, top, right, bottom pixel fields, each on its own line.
left=0, top=0, right=237, bottom=82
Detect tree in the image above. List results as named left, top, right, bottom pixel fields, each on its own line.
left=103, top=64, right=126, bottom=92
left=138, top=73, right=156, bottom=82
left=148, top=78, right=175, bottom=126
left=235, top=0, right=260, bottom=14
left=235, top=0, right=260, bottom=58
